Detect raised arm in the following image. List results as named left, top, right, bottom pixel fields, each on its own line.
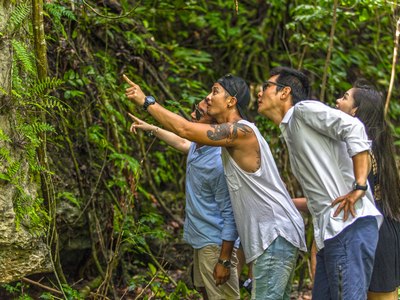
left=128, top=113, right=191, bottom=153
left=123, top=75, right=253, bottom=148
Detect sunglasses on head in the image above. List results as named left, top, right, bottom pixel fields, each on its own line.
left=262, top=80, right=286, bottom=91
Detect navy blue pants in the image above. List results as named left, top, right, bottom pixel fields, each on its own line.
left=312, top=216, right=379, bottom=300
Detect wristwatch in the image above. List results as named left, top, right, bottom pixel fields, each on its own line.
left=143, top=95, right=156, bottom=111
left=353, top=181, right=368, bottom=191
left=217, top=258, right=231, bottom=268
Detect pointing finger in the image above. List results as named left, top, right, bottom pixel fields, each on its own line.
left=123, top=74, right=135, bottom=86
left=128, top=112, right=139, bottom=121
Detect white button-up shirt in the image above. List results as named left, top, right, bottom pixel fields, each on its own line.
left=279, top=100, right=382, bottom=250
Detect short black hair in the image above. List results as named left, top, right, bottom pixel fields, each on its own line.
left=270, top=67, right=310, bottom=104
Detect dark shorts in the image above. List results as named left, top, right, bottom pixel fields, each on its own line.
left=312, top=216, right=379, bottom=300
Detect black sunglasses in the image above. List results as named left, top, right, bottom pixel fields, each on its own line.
left=262, top=80, right=286, bottom=91
left=194, top=104, right=204, bottom=121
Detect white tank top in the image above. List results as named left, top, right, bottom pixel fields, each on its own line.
left=221, top=120, right=307, bottom=263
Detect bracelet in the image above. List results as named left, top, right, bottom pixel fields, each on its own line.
left=148, top=126, right=159, bottom=136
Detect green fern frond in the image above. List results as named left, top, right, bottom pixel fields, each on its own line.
left=17, top=122, right=55, bottom=151
left=11, top=60, right=24, bottom=99
left=8, top=3, right=31, bottom=31
left=44, top=3, right=76, bottom=38
left=0, top=147, right=11, bottom=162
left=25, top=146, right=36, bottom=161
left=11, top=90, right=23, bottom=99
left=44, top=96, right=71, bottom=112
left=30, top=122, right=56, bottom=135
left=21, top=122, right=55, bottom=138
left=7, top=160, right=21, bottom=179
left=14, top=190, right=49, bottom=234
left=12, top=40, right=36, bottom=75
left=31, top=77, right=64, bottom=96
left=43, top=96, right=70, bottom=112
left=0, top=129, right=11, bottom=142
left=44, top=3, right=76, bottom=21
left=0, top=86, right=8, bottom=96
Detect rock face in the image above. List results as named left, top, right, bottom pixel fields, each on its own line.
left=0, top=116, right=52, bottom=283
left=0, top=225, right=52, bottom=283
left=0, top=1, right=52, bottom=283
left=0, top=149, right=52, bottom=283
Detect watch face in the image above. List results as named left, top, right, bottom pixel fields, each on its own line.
left=146, top=96, right=156, bottom=103
left=143, top=96, right=156, bottom=110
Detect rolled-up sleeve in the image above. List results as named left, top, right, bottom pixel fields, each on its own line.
left=296, top=101, right=371, bottom=157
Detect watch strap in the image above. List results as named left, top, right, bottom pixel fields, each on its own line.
left=353, top=182, right=368, bottom=191
left=217, top=258, right=231, bottom=268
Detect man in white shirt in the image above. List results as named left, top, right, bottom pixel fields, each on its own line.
left=257, top=66, right=382, bottom=300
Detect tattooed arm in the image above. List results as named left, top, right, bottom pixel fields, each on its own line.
left=126, top=102, right=252, bottom=149
left=124, top=75, right=260, bottom=171
left=207, top=123, right=253, bottom=144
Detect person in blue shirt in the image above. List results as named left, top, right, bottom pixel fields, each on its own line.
left=129, top=99, right=240, bottom=299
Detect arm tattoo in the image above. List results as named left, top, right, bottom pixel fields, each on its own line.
left=255, top=149, right=261, bottom=171
left=207, top=123, right=252, bottom=143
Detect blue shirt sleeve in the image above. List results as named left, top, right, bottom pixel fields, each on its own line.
left=212, top=168, right=238, bottom=242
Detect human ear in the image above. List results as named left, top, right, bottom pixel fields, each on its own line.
left=229, top=96, right=238, bottom=108
left=280, top=86, right=291, bottom=98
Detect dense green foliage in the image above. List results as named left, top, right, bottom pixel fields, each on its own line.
left=1, top=0, right=399, bottom=299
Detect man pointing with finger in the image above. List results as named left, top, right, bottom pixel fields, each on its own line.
left=123, top=73, right=307, bottom=299
left=257, top=66, right=382, bottom=300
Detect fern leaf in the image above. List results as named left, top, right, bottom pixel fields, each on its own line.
left=43, top=95, right=70, bottom=112
left=44, top=3, right=76, bottom=39
left=44, top=3, right=76, bottom=21
left=0, top=86, right=8, bottom=96
left=7, top=160, right=21, bottom=179
left=12, top=40, right=36, bottom=75
left=0, top=147, right=10, bottom=162
left=8, top=3, right=31, bottom=31
left=0, top=172, right=11, bottom=182
left=31, top=122, right=56, bottom=134
left=31, top=77, right=64, bottom=96
left=22, top=122, right=55, bottom=136
left=0, top=129, right=11, bottom=142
